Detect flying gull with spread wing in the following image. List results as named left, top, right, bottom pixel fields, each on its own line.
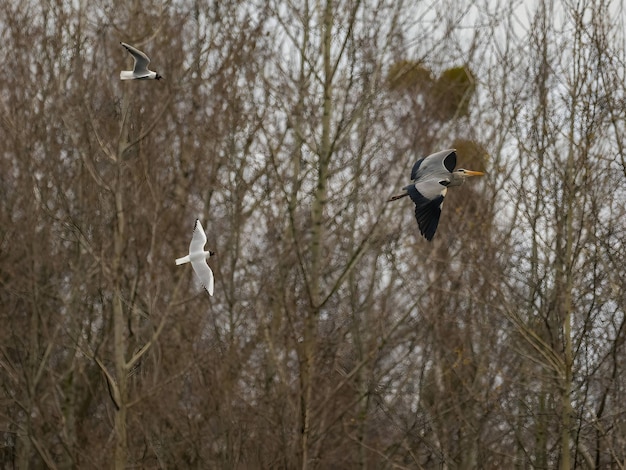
left=120, top=42, right=162, bottom=80
left=176, top=219, right=215, bottom=296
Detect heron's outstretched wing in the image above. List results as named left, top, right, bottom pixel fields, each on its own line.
left=412, top=149, right=457, bottom=181
left=189, top=219, right=207, bottom=254
left=121, top=43, right=151, bottom=74
left=441, top=150, right=457, bottom=172
left=410, top=158, right=424, bottom=180
left=190, top=259, right=214, bottom=296
left=406, top=183, right=448, bottom=241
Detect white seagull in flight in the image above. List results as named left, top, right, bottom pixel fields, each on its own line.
left=176, top=219, right=215, bottom=296
left=120, top=42, right=162, bottom=80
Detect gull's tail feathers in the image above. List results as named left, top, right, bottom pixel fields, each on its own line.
left=175, top=255, right=190, bottom=265
left=120, top=71, right=135, bottom=80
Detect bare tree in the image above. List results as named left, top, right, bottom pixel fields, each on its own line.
left=2, top=0, right=626, bottom=469
left=484, top=0, right=626, bottom=468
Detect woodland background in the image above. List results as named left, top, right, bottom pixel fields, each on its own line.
left=1, top=0, right=626, bottom=468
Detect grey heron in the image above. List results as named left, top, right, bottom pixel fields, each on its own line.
left=120, top=42, right=162, bottom=80
left=176, top=219, right=215, bottom=296
left=388, top=149, right=485, bottom=241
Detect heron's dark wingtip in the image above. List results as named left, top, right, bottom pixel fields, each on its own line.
left=443, top=150, right=457, bottom=173
left=422, top=229, right=436, bottom=241
left=405, top=186, right=442, bottom=242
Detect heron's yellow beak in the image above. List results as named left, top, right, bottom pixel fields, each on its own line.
left=465, top=170, right=485, bottom=177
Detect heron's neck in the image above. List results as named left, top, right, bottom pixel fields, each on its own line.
left=448, top=173, right=466, bottom=187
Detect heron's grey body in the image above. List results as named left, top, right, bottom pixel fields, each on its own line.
left=389, top=149, right=484, bottom=241
left=120, top=42, right=162, bottom=80
left=176, top=219, right=215, bottom=296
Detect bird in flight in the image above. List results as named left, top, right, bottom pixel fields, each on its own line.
left=388, top=149, right=485, bottom=241
left=176, top=219, right=215, bottom=296
left=120, top=42, right=162, bottom=80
